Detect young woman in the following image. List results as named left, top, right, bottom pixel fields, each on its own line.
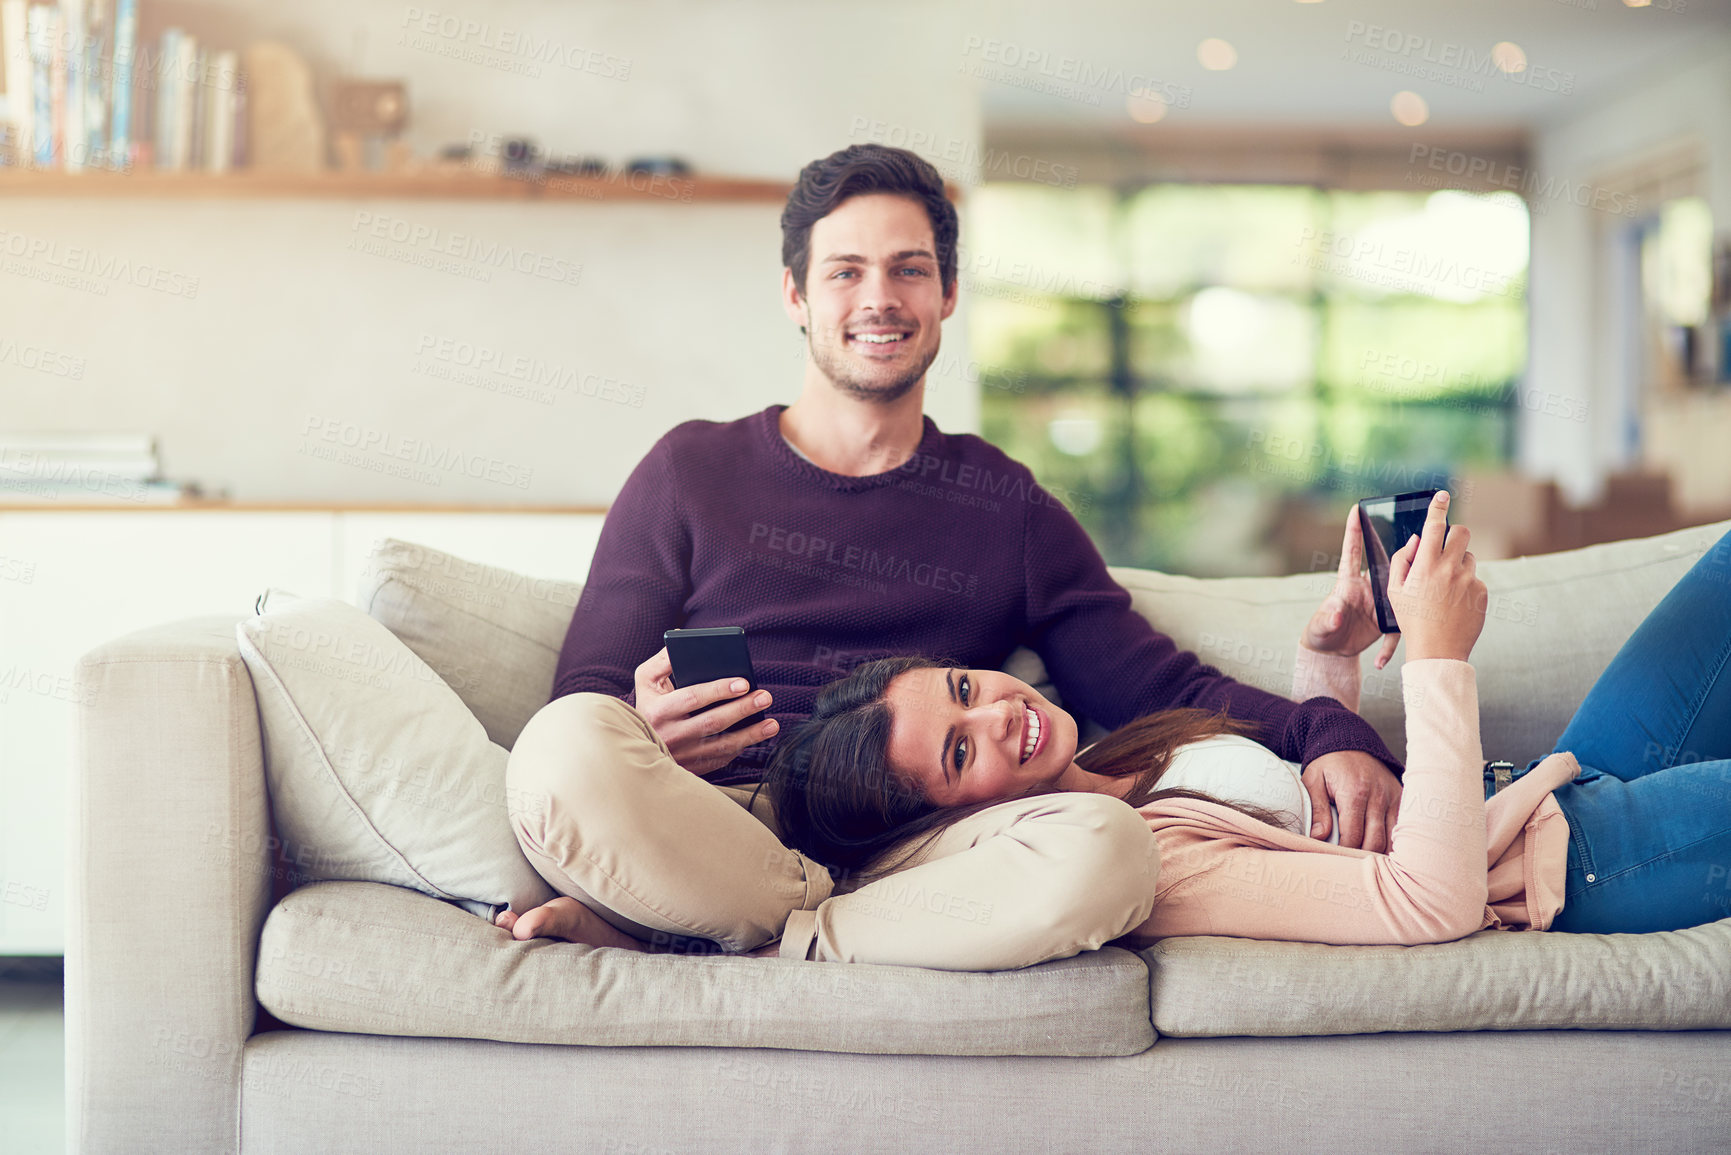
left=755, top=491, right=1731, bottom=956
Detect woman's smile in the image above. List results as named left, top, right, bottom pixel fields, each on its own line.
left=1020, top=702, right=1047, bottom=764
left=882, top=666, right=1080, bottom=805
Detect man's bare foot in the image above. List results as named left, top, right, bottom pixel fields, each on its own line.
left=494, top=897, right=647, bottom=951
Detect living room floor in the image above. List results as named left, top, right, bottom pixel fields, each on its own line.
left=0, top=961, right=64, bottom=1155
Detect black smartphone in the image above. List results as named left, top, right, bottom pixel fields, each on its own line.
left=1357, top=489, right=1449, bottom=634
left=663, top=626, right=765, bottom=733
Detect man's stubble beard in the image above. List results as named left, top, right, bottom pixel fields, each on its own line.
left=807, top=326, right=940, bottom=405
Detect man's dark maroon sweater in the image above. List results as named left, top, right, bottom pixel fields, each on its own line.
left=553, top=405, right=1403, bottom=788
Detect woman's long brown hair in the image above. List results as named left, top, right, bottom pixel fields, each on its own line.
left=754, top=656, right=1294, bottom=889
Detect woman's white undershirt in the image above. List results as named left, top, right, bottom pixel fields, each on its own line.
left=1155, top=734, right=1341, bottom=845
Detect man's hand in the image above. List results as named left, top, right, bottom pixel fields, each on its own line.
left=1301, top=503, right=1400, bottom=670
left=1301, top=749, right=1403, bottom=853
left=633, top=647, right=780, bottom=776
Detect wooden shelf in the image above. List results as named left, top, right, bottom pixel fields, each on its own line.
left=0, top=168, right=792, bottom=203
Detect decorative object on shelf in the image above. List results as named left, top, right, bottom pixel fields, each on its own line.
left=329, top=78, right=407, bottom=172
left=500, top=136, right=537, bottom=172
left=433, top=140, right=499, bottom=175
left=626, top=155, right=691, bottom=176
left=243, top=40, right=323, bottom=173
left=544, top=155, right=608, bottom=176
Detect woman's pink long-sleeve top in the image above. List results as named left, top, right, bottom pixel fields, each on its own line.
left=1122, top=658, right=1575, bottom=947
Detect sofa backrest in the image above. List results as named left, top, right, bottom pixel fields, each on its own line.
left=359, top=519, right=1731, bottom=768
left=1103, top=518, right=1731, bottom=765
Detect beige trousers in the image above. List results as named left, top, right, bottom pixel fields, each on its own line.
left=506, top=693, right=1159, bottom=970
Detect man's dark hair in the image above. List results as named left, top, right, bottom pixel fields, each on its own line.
left=781, top=144, right=959, bottom=308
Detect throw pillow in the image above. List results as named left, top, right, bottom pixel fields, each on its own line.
left=235, top=589, right=557, bottom=920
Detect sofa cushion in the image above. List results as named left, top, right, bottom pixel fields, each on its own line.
left=1141, top=918, right=1731, bottom=1037
left=1106, top=517, right=1731, bottom=766
left=357, top=538, right=582, bottom=750
left=236, top=591, right=556, bottom=920
left=256, top=881, right=1156, bottom=1057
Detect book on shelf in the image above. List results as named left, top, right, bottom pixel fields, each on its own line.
left=186, top=39, right=204, bottom=170
left=0, top=477, right=191, bottom=504
left=204, top=48, right=235, bottom=173
left=1, top=0, right=30, bottom=164
left=0, top=1, right=248, bottom=173
left=0, top=434, right=158, bottom=480
left=109, top=0, right=135, bottom=162
left=83, top=0, right=108, bottom=169
left=151, top=25, right=175, bottom=169
left=0, top=432, right=154, bottom=455
left=3, top=451, right=158, bottom=479
left=0, top=431, right=194, bottom=504
left=62, top=0, right=83, bottom=170
left=229, top=55, right=245, bottom=168
left=29, top=4, right=55, bottom=166
left=170, top=29, right=194, bottom=171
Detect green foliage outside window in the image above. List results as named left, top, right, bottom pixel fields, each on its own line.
left=967, top=182, right=1530, bottom=575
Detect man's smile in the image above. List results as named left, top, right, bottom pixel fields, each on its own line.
left=847, top=328, right=914, bottom=354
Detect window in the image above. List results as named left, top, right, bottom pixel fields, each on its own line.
left=967, top=183, right=1530, bottom=575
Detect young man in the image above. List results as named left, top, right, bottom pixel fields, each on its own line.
left=500, top=144, right=1405, bottom=953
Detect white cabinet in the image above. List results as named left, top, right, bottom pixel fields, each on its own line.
left=0, top=509, right=603, bottom=956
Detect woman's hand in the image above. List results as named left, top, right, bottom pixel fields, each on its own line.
left=1387, top=491, right=1486, bottom=663
left=1302, top=503, right=1401, bottom=670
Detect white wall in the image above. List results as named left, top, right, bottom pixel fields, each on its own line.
left=0, top=0, right=982, bottom=505
left=1524, top=34, right=1731, bottom=504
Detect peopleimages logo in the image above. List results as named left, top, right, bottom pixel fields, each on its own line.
left=958, top=35, right=1194, bottom=109
left=749, top=522, right=980, bottom=597
left=0, top=226, right=201, bottom=298
left=299, top=415, right=535, bottom=490
left=347, top=211, right=584, bottom=287
left=956, top=241, right=1127, bottom=302
left=0, top=336, right=86, bottom=378
left=1294, top=226, right=1524, bottom=301
left=398, top=7, right=632, bottom=80
left=1408, top=145, right=1638, bottom=218
left=847, top=118, right=1079, bottom=188
left=413, top=334, right=646, bottom=408
left=896, top=452, right=1090, bottom=514
left=1343, top=21, right=1575, bottom=93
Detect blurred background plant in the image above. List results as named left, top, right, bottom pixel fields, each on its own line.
left=968, top=182, right=1532, bottom=575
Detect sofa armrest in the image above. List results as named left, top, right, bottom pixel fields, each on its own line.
left=70, top=615, right=272, bottom=1155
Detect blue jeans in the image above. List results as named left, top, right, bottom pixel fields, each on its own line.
left=1492, top=528, right=1731, bottom=933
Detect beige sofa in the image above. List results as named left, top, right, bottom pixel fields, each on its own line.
left=69, top=521, right=1731, bottom=1154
